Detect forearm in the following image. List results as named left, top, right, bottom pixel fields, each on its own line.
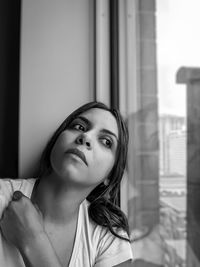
left=19, top=232, right=62, bottom=267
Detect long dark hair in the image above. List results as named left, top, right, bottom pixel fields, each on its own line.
left=38, top=101, right=130, bottom=241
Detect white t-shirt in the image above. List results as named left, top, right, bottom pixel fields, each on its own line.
left=0, top=179, right=133, bottom=267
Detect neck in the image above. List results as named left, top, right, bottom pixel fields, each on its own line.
left=32, top=173, right=89, bottom=224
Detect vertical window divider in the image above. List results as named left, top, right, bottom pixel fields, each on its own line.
left=118, top=0, right=139, bottom=213
left=110, top=0, right=119, bottom=109
left=94, top=0, right=110, bottom=106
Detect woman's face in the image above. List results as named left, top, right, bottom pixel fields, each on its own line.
left=50, top=108, right=119, bottom=189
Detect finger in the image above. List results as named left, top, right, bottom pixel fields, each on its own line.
left=12, top=191, right=23, bottom=201
left=0, top=206, right=10, bottom=223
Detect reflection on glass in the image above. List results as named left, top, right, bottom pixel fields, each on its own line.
left=157, top=1, right=188, bottom=266
left=119, top=0, right=200, bottom=266
left=159, top=115, right=186, bottom=267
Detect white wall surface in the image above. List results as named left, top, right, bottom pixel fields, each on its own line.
left=19, top=0, right=94, bottom=177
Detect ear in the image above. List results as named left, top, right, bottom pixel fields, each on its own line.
left=104, top=179, right=109, bottom=186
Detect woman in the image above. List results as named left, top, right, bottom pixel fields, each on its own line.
left=0, top=101, right=133, bottom=267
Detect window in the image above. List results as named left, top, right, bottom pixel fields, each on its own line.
left=95, top=2, right=200, bottom=265
left=118, top=0, right=200, bottom=266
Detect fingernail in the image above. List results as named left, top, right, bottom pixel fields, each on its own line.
left=12, top=191, right=23, bottom=201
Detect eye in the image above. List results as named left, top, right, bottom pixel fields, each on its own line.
left=73, top=123, right=86, bottom=132
left=101, top=137, right=113, bottom=148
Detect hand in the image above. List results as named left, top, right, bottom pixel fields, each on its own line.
left=0, top=191, right=45, bottom=252
left=0, top=179, right=13, bottom=219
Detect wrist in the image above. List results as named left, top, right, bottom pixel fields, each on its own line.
left=19, top=232, right=62, bottom=267
left=19, top=231, right=48, bottom=255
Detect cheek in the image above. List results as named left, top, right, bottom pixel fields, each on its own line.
left=50, top=132, right=73, bottom=160
left=50, top=145, right=59, bottom=170
left=50, top=138, right=65, bottom=170
left=94, top=152, right=115, bottom=177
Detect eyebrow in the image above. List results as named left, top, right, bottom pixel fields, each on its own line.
left=76, top=116, right=90, bottom=124
left=100, top=129, right=119, bottom=143
left=76, top=116, right=119, bottom=142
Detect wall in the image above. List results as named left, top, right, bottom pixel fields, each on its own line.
left=0, top=1, right=20, bottom=177
left=20, top=0, right=94, bottom=177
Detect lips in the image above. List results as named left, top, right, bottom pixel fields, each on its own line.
left=65, top=148, right=88, bottom=166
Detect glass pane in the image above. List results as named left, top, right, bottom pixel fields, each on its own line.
left=157, top=0, right=200, bottom=266
left=120, top=0, right=200, bottom=266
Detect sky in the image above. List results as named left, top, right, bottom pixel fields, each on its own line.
left=156, top=0, right=200, bottom=116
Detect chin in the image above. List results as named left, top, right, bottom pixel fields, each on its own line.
left=58, top=167, right=86, bottom=184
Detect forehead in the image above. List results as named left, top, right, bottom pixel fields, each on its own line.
left=79, top=108, right=119, bottom=137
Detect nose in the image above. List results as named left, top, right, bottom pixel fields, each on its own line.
left=75, top=133, right=92, bottom=150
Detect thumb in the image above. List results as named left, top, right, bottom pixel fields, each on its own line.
left=12, top=191, right=24, bottom=201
